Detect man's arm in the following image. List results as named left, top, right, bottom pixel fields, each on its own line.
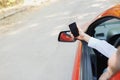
left=76, top=28, right=117, bottom=58
left=88, top=37, right=117, bottom=58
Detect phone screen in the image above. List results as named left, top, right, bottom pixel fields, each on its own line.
left=69, top=22, right=79, bottom=37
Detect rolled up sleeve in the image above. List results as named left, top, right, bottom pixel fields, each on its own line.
left=88, top=37, right=117, bottom=58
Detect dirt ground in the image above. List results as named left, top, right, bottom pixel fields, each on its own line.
left=0, top=1, right=51, bottom=35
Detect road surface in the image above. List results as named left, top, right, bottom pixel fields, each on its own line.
left=0, top=0, right=116, bottom=80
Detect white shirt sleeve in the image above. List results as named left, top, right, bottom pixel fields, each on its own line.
left=88, top=37, right=117, bottom=58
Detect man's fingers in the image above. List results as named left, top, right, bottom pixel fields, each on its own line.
left=99, top=71, right=111, bottom=80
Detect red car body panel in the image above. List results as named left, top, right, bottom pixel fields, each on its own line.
left=72, top=42, right=82, bottom=80
left=101, top=4, right=120, bottom=18
left=111, top=71, right=120, bottom=80
left=72, top=4, right=120, bottom=80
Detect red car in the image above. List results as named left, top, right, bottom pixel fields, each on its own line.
left=58, top=5, right=120, bottom=80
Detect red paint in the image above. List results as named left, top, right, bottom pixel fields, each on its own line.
left=72, top=42, right=82, bottom=80
left=60, top=33, right=73, bottom=41
left=72, top=4, right=120, bottom=80
left=110, top=72, right=120, bottom=80
left=101, top=4, right=120, bottom=18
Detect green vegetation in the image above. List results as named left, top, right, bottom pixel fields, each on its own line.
left=0, top=0, right=24, bottom=9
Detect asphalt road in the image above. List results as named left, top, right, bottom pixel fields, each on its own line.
left=0, top=0, right=116, bottom=80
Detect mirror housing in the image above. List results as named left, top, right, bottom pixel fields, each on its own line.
left=58, top=31, right=76, bottom=42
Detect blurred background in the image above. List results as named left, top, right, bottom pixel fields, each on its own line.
left=0, top=0, right=119, bottom=80
left=0, top=0, right=23, bottom=8
left=0, top=0, right=51, bottom=9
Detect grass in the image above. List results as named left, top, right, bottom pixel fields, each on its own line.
left=0, top=0, right=23, bottom=9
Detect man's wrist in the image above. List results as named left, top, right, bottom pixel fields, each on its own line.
left=83, top=34, right=91, bottom=42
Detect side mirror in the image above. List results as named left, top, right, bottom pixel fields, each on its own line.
left=58, top=31, right=76, bottom=42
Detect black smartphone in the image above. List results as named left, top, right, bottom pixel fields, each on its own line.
left=69, top=22, right=79, bottom=37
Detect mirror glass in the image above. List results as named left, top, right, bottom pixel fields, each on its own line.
left=58, top=31, right=76, bottom=42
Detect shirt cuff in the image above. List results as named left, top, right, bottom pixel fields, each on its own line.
left=88, top=37, right=99, bottom=48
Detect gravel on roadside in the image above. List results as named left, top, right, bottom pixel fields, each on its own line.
left=0, top=0, right=53, bottom=35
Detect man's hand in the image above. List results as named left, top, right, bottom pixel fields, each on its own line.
left=99, top=47, right=120, bottom=80
left=76, top=27, right=91, bottom=42
left=108, top=47, right=120, bottom=75
left=99, top=70, right=112, bottom=80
